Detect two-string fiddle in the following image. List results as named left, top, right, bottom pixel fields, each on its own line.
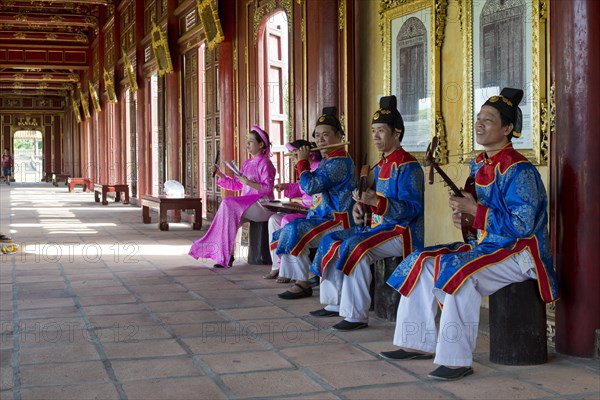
left=425, top=137, right=477, bottom=242
left=357, top=153, right=373, bottom=228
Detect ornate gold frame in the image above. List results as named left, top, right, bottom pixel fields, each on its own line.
left=72, top=97, right=81, bottom=123
left=151, top=21, right=174, bottom=76
left=461, top=0, right=548, bottom=165
left=104, top=68, right=118, bottom=103
left=80, top=89, right=91, bottom=119
left=381, top=0, right=448, bottom=159
left=89, top=82, right=101, bottom=112
left=197, top=0, right=225, bottom=50
left=122, top=50, right=138, bottom=93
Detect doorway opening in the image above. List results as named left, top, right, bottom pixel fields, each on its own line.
left=13, top=130, right=43, bottom=182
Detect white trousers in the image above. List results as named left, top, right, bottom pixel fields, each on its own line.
left=279, top=225, right=343, bottom=281
left=268, top=213, right=285, bottom=271
left=392, top=253, right=537, bottom=367
left=320, top=236, right=406, bottom=323
left=242, top=202, right=274, bottom=223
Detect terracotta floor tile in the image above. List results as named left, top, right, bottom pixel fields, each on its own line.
left=19, top=342, right=100, bottom=364
left=102, top=339, right=186, bottom=359
left=111, top=356, right=202, bottom=381
left=20, top=383, right=119, bottom=400
left=17, top=297, right=75, bottom=310
left=183, top=335, right=267, bottom=354
left=145, top=300, right=212, bottom=313
left=19, top=361, right=110, bottom=387
left=96, top=325, right=172, bottom=343
left=122, top=376, right=227, bottom=400
left=281, top=343, right=376, bottom=366
left=76, top=294, right=137, bottom=306
left=201, top=350, right=294, bottom=373
left=87, top=313, right=159, bottom=328
left=135, top=291, right=195, bottom=302
left=222, top=305, right=295, bottom=320
left=220, top=370, right=324, bottom=397
left=434, top=375, right=552, bottom=399
left=309, top=359, right=417, bottom=389
left=154, top=310, right=225, bottom=325
left=342, top=383, right=450, bottom=399
left=518, top=363, right=600, bottom=396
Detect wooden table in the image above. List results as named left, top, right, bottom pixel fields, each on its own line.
left=52, top=173, right=70, bottom=187
left=141, top=194, right=202, bottom=231
left=94, top=183, right=130, bottom=205
left=68, top=177, right=92, bottom=192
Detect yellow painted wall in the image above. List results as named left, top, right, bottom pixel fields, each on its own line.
left=358, top=0, right=550, bottom=247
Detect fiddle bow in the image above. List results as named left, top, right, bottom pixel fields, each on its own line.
left=212, top=149, right=220, bottom=178
left=425, top=137, right=477, bottom=242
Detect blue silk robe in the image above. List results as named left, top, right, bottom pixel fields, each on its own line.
left=387, top=143, right=559, bottom=303
left=270, top=147, right=356, bottom=256
left=310, top=146, right=424, bottom=277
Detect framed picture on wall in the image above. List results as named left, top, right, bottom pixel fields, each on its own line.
left=151, top=21, right=174, bottom=76
left=103, top=68, right=118, bottom=103
left=89, top=82, right=101, bottom=113
left=122, top=50, right=138, bottom=93
left=381, top=0, right=448, bottom=157
left=80, top=89, right=90, bottom=119
left=197, top=0, right=224, bottom=50
left=462, top=0, right=549, bottom=165
left=72, top=98, right=81, bottom=123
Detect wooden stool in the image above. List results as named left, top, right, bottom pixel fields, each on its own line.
left=373, top=256, right=402, bottom=321
left=489, top=279, right=548, bottom=365
left=247, top=221, right=272, bottom=265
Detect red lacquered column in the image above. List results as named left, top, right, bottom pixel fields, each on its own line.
left=551, top=0, right=600, bottom=357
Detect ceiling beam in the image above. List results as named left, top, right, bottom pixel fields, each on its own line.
left=0, top=31, right=88, bottom=44
left=2, top=0, right=109, bottom=6
left=0, top=72, right=80, bottom=82
left=0, top=12, right=98, bottom=28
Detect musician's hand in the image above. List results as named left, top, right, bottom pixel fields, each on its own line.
left=274, top=183, right=289, bottom=192
left=451, top=211, right=463, bottom=229
left=213, top=164, right=224, bottom=179
left=352, top=203, right=365, bottom=225
left=296, top=146, right=311, bottom=162
left=239, top=175, right=251, bottom=186
left=448, top=191, right=477, bottom=216
left=353, top=188, right=378, bottom=207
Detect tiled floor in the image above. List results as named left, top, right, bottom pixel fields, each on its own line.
left=1, top=183, right=599, bottom=400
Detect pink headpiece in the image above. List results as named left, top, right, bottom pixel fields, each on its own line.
left=250, top=124, right=272, bottom=156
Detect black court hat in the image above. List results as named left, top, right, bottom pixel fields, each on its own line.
left=313, top=107, right=343, bottom=137
left=483, top=88, right=524, bottom=138
left=372, top=95, right=404, bottom=134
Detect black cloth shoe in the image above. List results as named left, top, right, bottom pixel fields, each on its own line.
left=278, top=284, right=313, bottom=300
left=228, top=255, right=235, bottom=266
left=309, top=308, right=339, bottom=317
left=379, top=349, right=433, bottom=360
left=213, top=263, right=226, bottom=268
left=332, top=320, right=368, bottom=331
left=428, top=366, right=473, bottom=381
left=307, top=275, right=320, bottom=287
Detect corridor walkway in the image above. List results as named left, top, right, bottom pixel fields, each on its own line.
left=0, top=183, right=598, bottom=399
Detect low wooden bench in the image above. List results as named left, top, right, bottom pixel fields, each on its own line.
left=68, top=177, right=92, bottom=192
left=141, top=194, right=202, bottom=231
left=94, top=183, right=130, bottom=205
left=52, top=173, right=70, bottom=187
left=43, top=171, right=54, bottom=182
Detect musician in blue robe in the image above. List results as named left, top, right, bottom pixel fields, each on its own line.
left=382, top=88, right=559, bottom=381
left=272, top=107, right=356, bottom=300
left=307, top=95, right=424, bottom=330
